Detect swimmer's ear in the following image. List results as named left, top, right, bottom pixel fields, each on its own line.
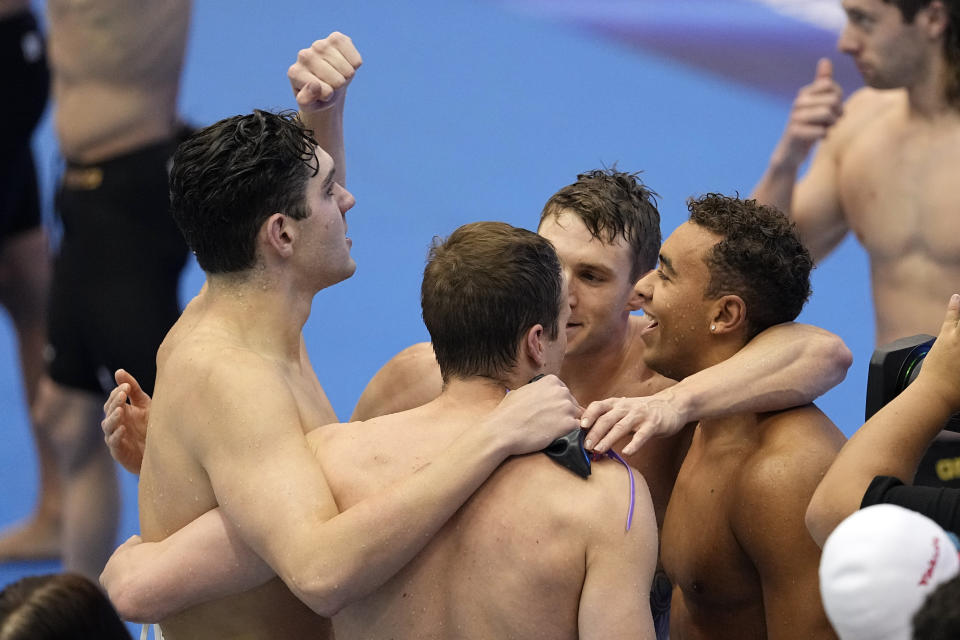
left=262, top=213, right=295, bottom=258
left=521, top=323, right=548, bottom=369
left=920, top=1, right=948, bottom=39
left=709, top=295, right=747, bottom=336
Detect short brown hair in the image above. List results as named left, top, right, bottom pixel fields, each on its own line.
left=540, top=168, right=661, bottom=279
left=422, top=222, right=564, bottom=384
left=0, top=573, right=132, bottom=639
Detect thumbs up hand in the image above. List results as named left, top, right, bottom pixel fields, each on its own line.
left=776, top=58, right=845, bottom=166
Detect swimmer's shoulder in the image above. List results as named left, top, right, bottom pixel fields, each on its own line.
left=498, top=452, right=650, bottom=528
left=829, top=87, right=905, bottom=149
left=352, top=342, right=442, bottom=420
left=756, top=404, right=845, bottom=449
left=307, top=404, right=425, bottom=460
left=159, top=328, right=286, bottom=405
left=737, top=405, right=845, bottom=497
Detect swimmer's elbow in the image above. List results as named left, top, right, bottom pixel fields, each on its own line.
left=819, top=333, right=853, bottom=386
left=288, top=570, right=351, bottom=618
left=797, top=329, right=852, bottom=398
left=804, top=488, right=844, bottom=549
left=104, top=575, right=165, bottom=623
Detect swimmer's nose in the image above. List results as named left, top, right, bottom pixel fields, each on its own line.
left=837, top=25, right=859, bottom=56
left=635, top=269, right=655, bottom=301
left=339, top=185, right=356, bottom=215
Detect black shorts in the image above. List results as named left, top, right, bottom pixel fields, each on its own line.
left=0, top=9, right=49, bottom=240
left=47, top=137, right=189, bottom=395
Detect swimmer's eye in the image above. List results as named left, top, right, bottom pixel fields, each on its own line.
left=656, top=268, right=669, bottom=282
left=580, top=271, right=603, bottom=283
left=846, top=10, right=874, bottom=29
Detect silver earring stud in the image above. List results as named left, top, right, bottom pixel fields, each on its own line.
left=710, top=324, right=716, bottom=332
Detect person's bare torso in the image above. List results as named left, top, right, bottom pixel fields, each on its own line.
left=661, top=407, right=841, bottom=639
left=310, top=405, right=634, bottom=640
left=834, top=89, right=960, bottom=345
left=137, top=297, right=336, bottom=639
left=46, top=0, right=190, bottom=162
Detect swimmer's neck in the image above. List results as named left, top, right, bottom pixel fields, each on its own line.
left=433, top=374, right=525, bottom=415
left=198, top=272, right=315, bottom=357
left=905, top=58, right=960, bottom=119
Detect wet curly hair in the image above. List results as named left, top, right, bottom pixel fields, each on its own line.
left=688, top=194, right=812, bottom=339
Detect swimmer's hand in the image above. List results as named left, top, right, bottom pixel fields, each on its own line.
left=102, top=369, right=151, bottom=475
left=289, top=32, right=363, bottom=112
left=916, top=294, right=960, bottom=411
left=580, top=390, right=687, bottom=456
left=774, top=58, right=844, bottom=167
left=490, top=374, right=583, bottom=456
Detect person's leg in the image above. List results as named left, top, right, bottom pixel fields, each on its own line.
left=35, top=172, right=121, bottom=580
left=0, top=226, right=60, bottom=561
left=0, top=7, right=55, bottom=561
left=34, top=377, right=118, bottom=581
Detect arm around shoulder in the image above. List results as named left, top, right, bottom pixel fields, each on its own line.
left=169, top=369, right=581, bottom=617
left=670, top=322, right=851, bottom=424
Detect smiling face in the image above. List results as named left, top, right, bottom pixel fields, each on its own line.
left=635, top=222, right=720, bottom=381
left=838, top=0, right=934, bottom=88
left=538, top=209, right=642, bottom=359
left=295, top=148, right=357, bottom=290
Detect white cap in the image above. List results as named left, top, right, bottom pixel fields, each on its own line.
left=819, top=504, right=960, bottom=640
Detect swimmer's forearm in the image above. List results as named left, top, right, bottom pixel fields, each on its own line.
left=101, top=512, right=274, bottom=621
left=670, top=322, right=851, bottom=423
left=291, top=32, right=361, bottom=189
left=751, top=155, right=801, bottom=216
left=301, top=97, right=346, bottom=186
